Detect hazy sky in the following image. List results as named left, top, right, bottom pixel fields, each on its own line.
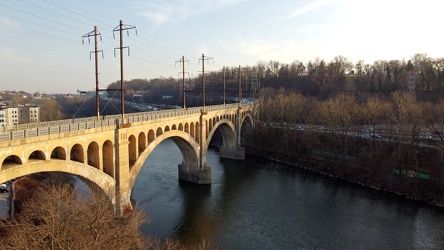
left=0, top=0, right=442, bottom=93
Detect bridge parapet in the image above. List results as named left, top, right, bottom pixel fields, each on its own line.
left=0, top=103, right=251, bottom=142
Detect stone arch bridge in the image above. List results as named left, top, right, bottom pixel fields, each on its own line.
left=0, top=103, right=256, bottom=214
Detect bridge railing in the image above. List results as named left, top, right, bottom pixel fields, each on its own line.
left=0, top=103, right=253, bottom=141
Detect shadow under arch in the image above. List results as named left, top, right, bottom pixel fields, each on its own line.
left=240, top=112, right=254, bottom=128
left=204, top=119, right=236, bottom=150
left=0, top=160, right=116, bottom=206
left=129, top=130, right=200, bottom=189
left=240, top=113, right=254, bottom=143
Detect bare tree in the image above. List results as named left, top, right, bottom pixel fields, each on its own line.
left=0, top=184, right=151, bottom=249
left=389, top=91, right=423, bottom=179
left=316, top=93, right=359, bottom=166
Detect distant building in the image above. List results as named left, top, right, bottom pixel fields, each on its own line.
left=0, top=104, right=39, bottom=129
left=18, top=104, right=39, bottom=123
left=0, top=106, right=18, bottom=128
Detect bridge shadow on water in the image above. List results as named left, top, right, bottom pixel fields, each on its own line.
left=170, top=153, right=260, bottom=246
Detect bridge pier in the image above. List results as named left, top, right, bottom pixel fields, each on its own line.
left=115, top=126, right=133, bottom=215
left=178, top=163, right=211, bottom=184
left=219, top=146, right=245, bottom=160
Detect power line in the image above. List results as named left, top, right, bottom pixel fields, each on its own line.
left=0, top=2, right=85, bottom=32
left=41, top=0, right=114, bottom=29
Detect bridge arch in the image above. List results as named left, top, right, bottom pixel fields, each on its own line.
left=240, top=112, right=254, bottom=146
left=241, top=113, right=254, bottom=129
left=0, top=160, right=116, bottom=207
left=128, top=130, right=199, bottom=189
left=205, top=119, right=236, bottom=150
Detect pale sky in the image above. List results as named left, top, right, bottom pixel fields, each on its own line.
left=0, top=0, right=443, bottom=93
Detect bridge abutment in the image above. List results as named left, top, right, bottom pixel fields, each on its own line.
left=178, top=163, right=211, bottom=184
left=219, top=146, right=245, bottom=160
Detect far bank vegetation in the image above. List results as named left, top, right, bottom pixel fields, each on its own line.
left=252, top=87, right=444, bottom=206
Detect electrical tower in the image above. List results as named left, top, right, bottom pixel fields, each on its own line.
left=407, top=71, right=416, bottom=97
left=238, top=65, right=242, bottom=108
left=223, top=66, right=226, bottom=106
left=176, top=56, right=189, bottom=109
left=113, top=20, right=137, bottom=121
left=199, top=53, right=213, bottom=110
left=82, top=26, right=103, bottom=120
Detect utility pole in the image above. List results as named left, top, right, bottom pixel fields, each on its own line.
left=176, top=56, right=189, bottom=109
left=82, top=26, right=103, bottom=120
left=257, top=72, right=260, bottom=104
left=244, top=68, right=248, bottom=100
left=199, top=53, right=213, bottom=110
left=238, top=65, right=242, bottom=108
left=223, top=66, right=226, bottom=106
left=113, top=20, right=137, bottom=122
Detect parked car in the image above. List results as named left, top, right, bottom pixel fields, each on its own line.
left=370, top=134, right=381, bottom=139
left=317, top=126, right=326, bottom=132
left=419, top=134, right=432, bottom=139
left=0, top=183, right=8, bottom=193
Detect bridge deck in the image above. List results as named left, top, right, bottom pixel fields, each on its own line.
left=0, top=103, right=250, bottom=142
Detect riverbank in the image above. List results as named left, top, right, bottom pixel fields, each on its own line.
left=244, top=127, right=444, bottom=208
left=246, top=147, right=444, bottom=207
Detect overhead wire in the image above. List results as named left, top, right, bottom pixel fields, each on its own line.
left=0, top=0, right=236, bottom=95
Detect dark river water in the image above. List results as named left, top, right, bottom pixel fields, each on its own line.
left=131, top=139, right=444, bottom=249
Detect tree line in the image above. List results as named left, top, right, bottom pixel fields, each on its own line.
left=250, top=87, right=444, bottom=206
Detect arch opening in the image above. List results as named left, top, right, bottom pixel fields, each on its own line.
left=70, top=144, right=84, bottom=164
left=87, top=142, right=100, bottom=169
left=128, top=135, right=137, bottom=167
left=148, top=130, right=155, bottom=144
left=240, top=114, right=254, bottom=147
left=2, top=155, right=22, bottom=168
left=190, top=122, right=195, bottom=138
left=129, top=131, right=200, bottom=189
left=208, top=122, right=236, bottom=149
left=29, top=150, right=45, bottom=161
left=138, top=132, right=147, bottom=157
left=103, top=140, right=114, bottom=177
left=51, top=146, right=66, bottom=160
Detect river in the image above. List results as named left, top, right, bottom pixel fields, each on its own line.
left=131, top=139, right=444, bottom=249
